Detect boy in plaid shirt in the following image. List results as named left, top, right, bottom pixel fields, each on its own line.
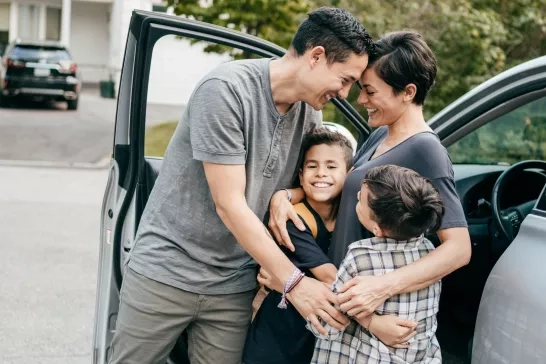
left=310, top=165, right=445, bottom=364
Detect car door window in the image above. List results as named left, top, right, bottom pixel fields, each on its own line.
left=144, top=35, right=362, bottom=158
left=144, top=35, right=238, bottom=157
left=447, top=97, right=546, bottom=164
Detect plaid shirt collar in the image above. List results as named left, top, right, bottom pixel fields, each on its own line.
left=354, top=234, right=425, bottom=252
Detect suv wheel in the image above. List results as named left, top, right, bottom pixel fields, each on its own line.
left=67, top=98, right=79, bottom=110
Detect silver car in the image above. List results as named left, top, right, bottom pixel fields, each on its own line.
left=93, top=10, right=546, bottom=364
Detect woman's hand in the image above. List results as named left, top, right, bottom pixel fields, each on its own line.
left=338, top=275, right=395, bottom=317
left=268, top=189, right=305, bottom=251
left=257, top=267, right=283, bottom=293
left=358, top=314, right=417, bottom=348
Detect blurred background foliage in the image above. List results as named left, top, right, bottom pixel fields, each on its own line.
left=165, top=0, right=546, bottom=133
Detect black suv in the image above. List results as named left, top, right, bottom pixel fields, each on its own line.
left=0, top=40, right=81, bottom=110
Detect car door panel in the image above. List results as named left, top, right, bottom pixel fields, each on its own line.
left=472, top=194, right=546, bottom=364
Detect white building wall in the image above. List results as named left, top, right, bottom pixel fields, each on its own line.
left=70, top=1, right=110, bottom=82
left=147, top=35, right=230, bottom=105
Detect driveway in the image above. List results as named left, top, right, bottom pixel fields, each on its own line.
left=0, top=88, right=184, bottom=166
left=0, top=165, right=108, bottom=364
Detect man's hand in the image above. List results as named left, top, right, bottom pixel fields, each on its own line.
left=287, top=277, right=350, bottom=335
left=362, top=314, right=417, bottom=348
left=337, top=275, right=395, bottom=318
left=268, top=189, right=305, bottom=251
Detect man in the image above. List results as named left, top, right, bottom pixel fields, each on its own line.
left=109, top=6, right=374, bottom=364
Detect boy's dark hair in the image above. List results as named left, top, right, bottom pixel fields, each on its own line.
left=291, top=7, right=374, bottom=64
left=362, top=165, right=445, bottom=240
left=300, top=127, right=354, bottom=171
left=368, top=30, right=437, bottom=105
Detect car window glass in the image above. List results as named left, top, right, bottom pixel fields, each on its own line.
left=145, top=34, right=242, bottom=157
left=11, top=46, right=71, bottom=61
left=144, top=34, right=361, bottom=157
left=447, top=96, right=546, bottom=165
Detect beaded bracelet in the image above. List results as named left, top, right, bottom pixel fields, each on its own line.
left=278, top=268, right=305, bottom=309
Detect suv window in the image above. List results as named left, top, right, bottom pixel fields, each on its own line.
left=447, top=97, right=546, bottom=164
left=10, top=45, right=71, bottom=61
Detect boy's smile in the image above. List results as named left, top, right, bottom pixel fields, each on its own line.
left=299, top=144, right=348, bottom=203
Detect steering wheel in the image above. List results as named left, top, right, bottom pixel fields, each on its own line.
left=491, top=160, right=546, bottom=242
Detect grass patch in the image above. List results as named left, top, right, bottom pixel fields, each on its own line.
left=145, top=121, right=178, bottom=157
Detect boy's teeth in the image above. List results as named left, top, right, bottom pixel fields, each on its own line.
left=313, top=182, right=331, bottom=187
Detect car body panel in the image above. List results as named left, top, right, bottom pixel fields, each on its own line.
left=472, top=204, right=546, bottom=364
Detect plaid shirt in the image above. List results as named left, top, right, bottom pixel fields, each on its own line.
left=310, top=235, right=442, bottom=364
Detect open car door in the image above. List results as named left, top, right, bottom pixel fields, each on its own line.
left=92, top=10, right=370, bottom=364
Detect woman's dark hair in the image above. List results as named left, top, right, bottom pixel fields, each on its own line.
left=293, top=127, right=354, bottom=219
left=291, top=7, right=374, bottom=64
left=362, top=165, right=445, bottom=240
left=368, top=30, right=437, bottom=105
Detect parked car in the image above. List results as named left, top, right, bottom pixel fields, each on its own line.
left=93, top=10, right=546, bottom=364
left=0, top=40, right=81, bottom=110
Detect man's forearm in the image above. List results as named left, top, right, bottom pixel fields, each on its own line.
left=386, top=233, right=471, bottom=295
left=217, top=201, right=296, bottom=285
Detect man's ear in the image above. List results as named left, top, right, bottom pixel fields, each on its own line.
left=308, top=46, right=326, bottom=68
left=403, top=83, right=417, bottom=103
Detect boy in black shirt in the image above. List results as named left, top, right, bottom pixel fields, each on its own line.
left=242, top=128, right=354, bottom=364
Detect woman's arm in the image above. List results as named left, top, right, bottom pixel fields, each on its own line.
left=337, top=227, right=471, bottom=318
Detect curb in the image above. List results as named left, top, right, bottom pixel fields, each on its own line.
left=0, top=156, right=111, bottom=170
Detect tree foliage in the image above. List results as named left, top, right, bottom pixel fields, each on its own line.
left=165, top=0, right=546, bottom=123
left=165, top=0, right=311, bottom=58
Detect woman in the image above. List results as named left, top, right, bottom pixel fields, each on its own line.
left=264, top=30, right=471, bottom=347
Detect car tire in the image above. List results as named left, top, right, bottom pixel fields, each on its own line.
left=67, top=98, right=79, bottom=110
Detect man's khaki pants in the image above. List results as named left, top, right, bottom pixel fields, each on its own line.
left=108, top=267, right=255, bottom=364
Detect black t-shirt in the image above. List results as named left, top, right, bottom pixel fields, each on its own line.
left=243, top=200, right=332, bottom=364
left=329, top=126, right=468, bottom=267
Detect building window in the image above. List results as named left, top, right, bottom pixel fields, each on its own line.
left=18, top=4, right=40, bottom=41
left=46, top=7, right=61, bottom=41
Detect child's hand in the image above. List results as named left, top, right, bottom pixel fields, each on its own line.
left=365, top=314, right=417, bottom=348
left=257, top=267, right=283, bottom=293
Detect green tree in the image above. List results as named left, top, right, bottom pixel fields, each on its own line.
left=165, top=0, right=546, bottom=135
left=165, top=0, right=311, bottom=58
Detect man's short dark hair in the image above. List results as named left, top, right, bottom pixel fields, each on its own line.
left=368, top=30, right=437, bottom=105
left=301, top=127, right=354, bottom=171
left=291, top=7, right=374, bottom=64
left=362, top=165, right=445, bottom=240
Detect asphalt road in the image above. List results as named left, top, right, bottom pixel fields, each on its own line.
left=0, top=90, right=183, bottom=363
left=0, top=89, right=184, bottom=166
left=0, top=165, right=108, bottom=363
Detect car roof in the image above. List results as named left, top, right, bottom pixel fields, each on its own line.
left=11, top=39, right=67, bottom=49
left=429, top=55, right=546, bottom=131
